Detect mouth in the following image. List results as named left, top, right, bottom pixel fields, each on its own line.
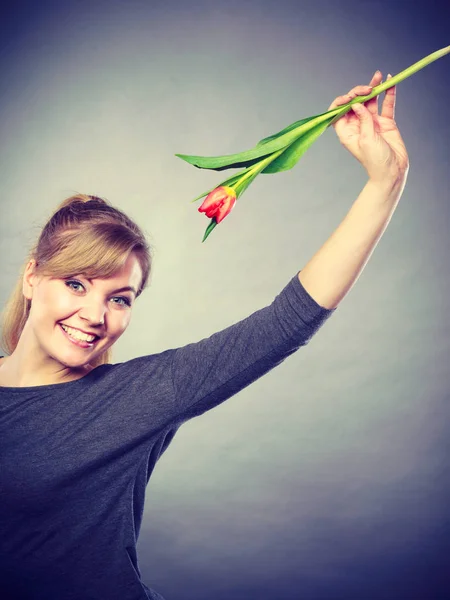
left=58, top=323, right=101, bottom=348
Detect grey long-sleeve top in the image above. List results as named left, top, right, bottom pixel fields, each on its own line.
left=0, top=272, right=336, bottom=599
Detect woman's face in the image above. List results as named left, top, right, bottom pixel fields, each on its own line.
left=22, top=253, right=143, bottom=368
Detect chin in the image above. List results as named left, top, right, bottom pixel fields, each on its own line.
left=50, top=353, right=91, bottom=369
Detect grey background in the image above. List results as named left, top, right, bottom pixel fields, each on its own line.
left=1, top=1, right=449, bottom=598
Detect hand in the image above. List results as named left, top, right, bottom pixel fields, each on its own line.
left=328, top=71, right=409, bottom=184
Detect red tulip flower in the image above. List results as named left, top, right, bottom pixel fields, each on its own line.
left=198, top=185, right=237, bottom=224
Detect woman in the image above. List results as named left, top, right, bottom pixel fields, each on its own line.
left=0, top=71, right=408, bottom=600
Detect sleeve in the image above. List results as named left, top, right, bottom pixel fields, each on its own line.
left=170, top=271, right=336, bottom=422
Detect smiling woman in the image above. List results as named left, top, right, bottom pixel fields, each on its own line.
left=0, top=194, right=152, bottom=373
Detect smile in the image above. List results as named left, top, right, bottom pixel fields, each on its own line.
left=59, top=324, right=100, bottom=348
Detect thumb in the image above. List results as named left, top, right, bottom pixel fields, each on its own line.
left=352, top=102, right=375, bottom=141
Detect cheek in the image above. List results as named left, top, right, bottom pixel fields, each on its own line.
left=31, top=287, right=68, bottom=319
left=31, top=285, right=81, bottom=326
left=106, top=314, right=131, bottom=342
left=44, top=287, right=76, bottom=316
left=118, top=312, right=132, bottom=331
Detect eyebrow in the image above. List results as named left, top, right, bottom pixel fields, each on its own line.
left=85, top=277, right=137, bottom=296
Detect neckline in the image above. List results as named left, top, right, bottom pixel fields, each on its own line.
left=0, top=356, right=101, bottom=392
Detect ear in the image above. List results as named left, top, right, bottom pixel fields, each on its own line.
left=23, top=259, right=39, bottom=301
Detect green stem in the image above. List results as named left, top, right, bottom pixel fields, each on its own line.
left=234, top=147, right=285, bottom=195
left=329, top=44, right=450, bottom=125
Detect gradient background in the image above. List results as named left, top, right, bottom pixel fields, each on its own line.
left=1, top=1, right=449, bottom=599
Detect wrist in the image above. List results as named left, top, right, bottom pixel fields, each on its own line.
left=367, top=169, right=408, bottom=198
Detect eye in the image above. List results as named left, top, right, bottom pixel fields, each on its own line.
left=64, top=280, right=132, bottom=307
left=111, top=296, right=132, bottom=307
left=65, top=280, right=84, bottom=292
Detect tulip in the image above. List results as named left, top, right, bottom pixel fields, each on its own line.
left=176, top=45, right=450, bottom=242
left=196, top=149, right=285, bottom=242
left=198, top=186, right=237, bottom=224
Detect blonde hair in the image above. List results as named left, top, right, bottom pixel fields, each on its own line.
left=0, top=193, right=153, bottom=368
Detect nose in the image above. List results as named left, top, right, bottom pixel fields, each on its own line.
left=79, top=306, right=106, bottom=327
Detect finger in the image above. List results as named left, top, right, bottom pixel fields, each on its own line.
left=364, top=70, right=383, bottom=116
left=328, top=93, right=355, bottom=111
left=351, top=102, right=375, bottom=140
left=381, top=73, right=396, bottom=120
left=368, top=70, right=382, bottom=87
left=328, top=85, right=373, bottom=111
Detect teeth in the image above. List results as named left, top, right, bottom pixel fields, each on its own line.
left=61, top=324, right=97, bottom=343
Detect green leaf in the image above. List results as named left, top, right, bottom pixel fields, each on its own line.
left=261, top=120, right=330, bottom=173
left=202, top=218, right=218, bottom=242
left=175, top=109, right=337, bottom=172
left=256, top=115, right=320, bottom=146
left=176, top=149, right=274, bottom=172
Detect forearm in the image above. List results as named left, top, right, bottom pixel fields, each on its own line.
left=298, top=175, right=407, bottom=310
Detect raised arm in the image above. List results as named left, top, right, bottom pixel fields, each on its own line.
left=299, top=71, right=409, bottom=310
